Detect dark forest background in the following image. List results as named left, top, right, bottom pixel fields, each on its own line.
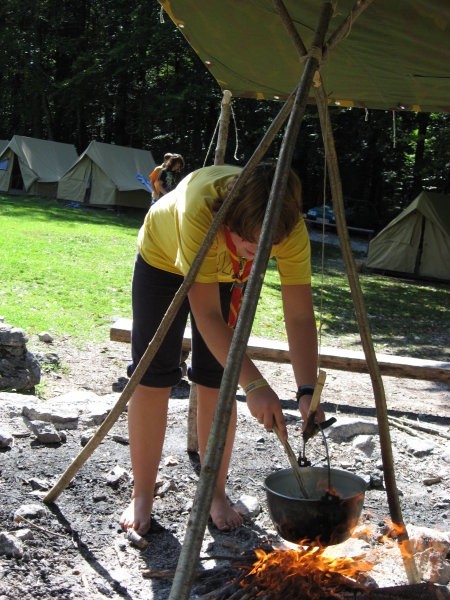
left=1, top=0, right=450, bottom=230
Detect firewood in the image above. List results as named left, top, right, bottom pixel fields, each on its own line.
left=389, top=416, right=450, bottom=439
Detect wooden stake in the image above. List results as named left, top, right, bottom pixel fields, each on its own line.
left=186, top=89, right=235, bottom=454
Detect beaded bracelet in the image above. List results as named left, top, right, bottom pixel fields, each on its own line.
left=296, top=385, right=315, bottom=402
left=244, top=377, right=269, bottom=395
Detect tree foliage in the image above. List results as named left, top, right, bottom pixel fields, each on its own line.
left=1, top=0, right=449, bottom=229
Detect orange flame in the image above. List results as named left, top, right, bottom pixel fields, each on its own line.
left=380, top=518, right=415, bottom=559
left=240, top=542, right=373, bottom=598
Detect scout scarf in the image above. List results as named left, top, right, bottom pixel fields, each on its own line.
left=224, top=228, right=253, bottom=328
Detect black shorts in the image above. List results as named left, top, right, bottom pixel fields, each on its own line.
left=127, top=253, right=233, bottom=389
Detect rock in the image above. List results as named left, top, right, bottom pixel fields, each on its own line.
left=80, top=430, right=94, bottom=446
left=15, top=528, right=33, bottom=541
left=233, top=494, right=261, bottom=518
left=406, top=438, right=435, bottom=457
left=29, top=478, right=51, bottom=491
left=327, top=418, right=378, bottom=442
left=112, top=434, right=129, bottom=445
left=406, top=524, right=450, bottom=584
left=369, top=471, right=384, bottom=489
left=22, top=403, right=79, bottom=430
left=0, top=531, right=23, bottom=558
left=0, top=429, right=13, bottom=449
left=353, top=434, right=376, bottom=456
left=156, top=480, right=177, bottom=497
left=0, top=323, right=41, bottom=391
left=164, top=455, right=179, bottom=466
left=38, top=332, right=54, bottom=343
left=106, top=466, right=130, bottom=487
left=14, top=503, right=48, bottom=521
left=27, top=420, right=66, bottom=444
left=442, top=447, right=450, bottom=464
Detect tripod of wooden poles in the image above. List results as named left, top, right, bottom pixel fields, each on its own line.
left=43, top=2, right=419, bottom=597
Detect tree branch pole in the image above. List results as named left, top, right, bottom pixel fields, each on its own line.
left=168, top=6, right=334, bottom=600
left=274, top=0, right=419, bottom=584
left=314, top=82, right=419, bottom=586
left=214, top=89, right=233, bottom=165
left=43, top=88, right=296, bottom=506
left=187, top=89, right=234, bottom=453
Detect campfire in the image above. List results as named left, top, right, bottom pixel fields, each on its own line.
left=231, top=542, right=374, bottom=599
left=181, top=520, right=448, bottom=599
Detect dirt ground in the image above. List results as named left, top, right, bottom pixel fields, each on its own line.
left=0, top=337, right=449, bottom=599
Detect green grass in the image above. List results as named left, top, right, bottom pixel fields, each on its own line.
left=0, top=195, right=139, bottom=343
left=1, top=194, right=449, bottom=360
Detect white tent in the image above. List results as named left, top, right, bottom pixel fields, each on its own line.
left=367, top=191, right=450, bottom=282
left=0, top=135, right=78, bottom=197
left=57, top=140, right=156, bottom=209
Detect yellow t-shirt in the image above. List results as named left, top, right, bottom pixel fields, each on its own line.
left=137, top=165, right=311, bottom=285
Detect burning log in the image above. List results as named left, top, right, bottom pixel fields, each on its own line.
left=198, top=543, right=373, bottom=599
left=194, top=534, right=450, bottom=599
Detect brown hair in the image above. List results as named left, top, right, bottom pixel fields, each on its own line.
left=215, top=163, right=302, bottom=244
left=166, top=154, right=184, bottom=170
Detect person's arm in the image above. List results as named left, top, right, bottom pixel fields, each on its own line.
left=281, top=283, right=325, bottom=426
left=188, top=281, right=288, bottom=438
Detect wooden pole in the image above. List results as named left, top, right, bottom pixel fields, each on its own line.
left=168, top=6, right=334, bottom=599
left=43, top=87, right=296, bottom=506
left=214, top=89, right=233, bottom=165
left=187, top=89, right=235, bottom=453
left=274, top=0, right=419, bottom=584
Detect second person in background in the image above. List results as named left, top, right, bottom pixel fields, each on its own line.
left=157, top=153, right=184, bottom=197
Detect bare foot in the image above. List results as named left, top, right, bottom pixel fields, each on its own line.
left=210, top=494, right=243, bottom=531
left=119, top=496, right=153, bottom=536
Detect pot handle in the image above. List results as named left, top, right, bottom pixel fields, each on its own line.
left=303, top=370, right=327, bottom=443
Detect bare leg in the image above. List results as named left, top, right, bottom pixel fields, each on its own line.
left=196, top=385, right=243, bottom=530
left=120, top=384, right=170, bottom=536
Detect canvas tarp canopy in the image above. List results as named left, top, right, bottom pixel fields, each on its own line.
left=160, top=0, right=450, bottom=113
left=367, top=191, right=450, bottom=281
left=57, top=140, right=156, bottom=209
left=0, top=135, right=78, bottom=197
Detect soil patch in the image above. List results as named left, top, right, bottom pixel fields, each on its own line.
left=0, top=338, right=449, bottom=599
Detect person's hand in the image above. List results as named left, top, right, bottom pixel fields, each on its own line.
left=297, top=394, right=326, bottom=432
left=246, top=386, right=287, bottom=440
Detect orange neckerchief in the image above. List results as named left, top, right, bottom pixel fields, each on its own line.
left=224, top=228, right=253, bottom=328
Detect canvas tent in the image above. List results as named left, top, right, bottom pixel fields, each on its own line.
left=0, top=135, right=78, bottom=197
left=57, top=140, right=156, bottom=209
left=367, top=191, right=450, bottom=281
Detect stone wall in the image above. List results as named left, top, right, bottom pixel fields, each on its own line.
left=0, top=322, right=40, bottom=392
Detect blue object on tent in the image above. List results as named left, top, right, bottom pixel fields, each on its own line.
left=136, top=173, right=154, bottom=194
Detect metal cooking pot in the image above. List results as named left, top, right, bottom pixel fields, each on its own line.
left=264, top=467, right=367, bottom=545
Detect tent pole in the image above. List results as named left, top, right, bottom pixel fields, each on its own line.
left=214, top=89, right=233, bottom=165
left=315, top=91, right=419, bottom=583
left=187, top=89, right=234, bottom=453
left=169, top=6, right=334, bottom=600
left=274, top=0, right=419, bottom=584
